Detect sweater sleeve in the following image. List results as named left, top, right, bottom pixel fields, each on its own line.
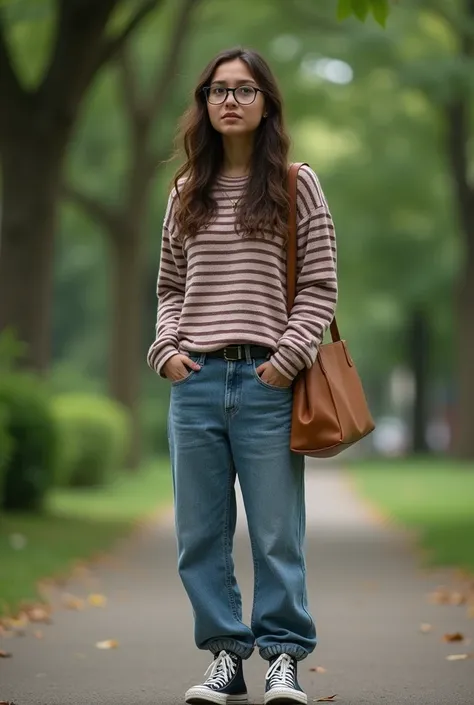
left=146, top=192, right=187, bottom=377
left=270, top=165, right=338, bottom=380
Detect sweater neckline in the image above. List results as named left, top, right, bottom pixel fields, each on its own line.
left=215, top=173, right=249, bottom=187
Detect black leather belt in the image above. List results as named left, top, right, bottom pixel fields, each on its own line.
left=200, top=345, right=272, bottom=362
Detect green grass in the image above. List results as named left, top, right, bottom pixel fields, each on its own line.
left=349, top=457, right=474, bottom=572
left=0, top=459, right=172, bottom=617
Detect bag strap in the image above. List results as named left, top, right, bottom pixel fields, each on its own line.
left=287, top=162, right=340, bottom=343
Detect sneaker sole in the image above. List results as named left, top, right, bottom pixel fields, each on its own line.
left=264, top=687, right=307, bottom=705
left=185, top=686, right=248, bottom=705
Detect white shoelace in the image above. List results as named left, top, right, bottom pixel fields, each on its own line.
left=204, top=650, right=237, bottom=689
left=265, top=653, right=296, bottom=688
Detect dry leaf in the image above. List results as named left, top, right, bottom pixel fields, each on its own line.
left=0, top=650, right=13, bottom=658
left=62, top=594, right=85, bottom=611
left=316, top=696, right=337, bottom=702
left=443, top=632, right=464, bottom=642
left=309, top=666, right=327, bottom=673
left=0, top=701, right=18, bottom=704
left=6, top=613, right=28, bottom=629
left=24, top=605, right=52, bottom=623
left=96, top=639, right=119, bottom=649
left=449, top=592, right=467, bottom=606
left=420, top=623, right=433, bottom=633
left=428, top=587, right=451, bottom=604
left=88, top=593, right=107, bottom=607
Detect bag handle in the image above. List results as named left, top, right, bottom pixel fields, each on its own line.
left=287, top=162, right=340, bottom=343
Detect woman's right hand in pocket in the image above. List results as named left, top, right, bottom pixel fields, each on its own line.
left=163, top=354, right=201, bottom=382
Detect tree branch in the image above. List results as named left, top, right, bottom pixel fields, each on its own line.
left=97, top=0, right=164, bottom=69
left=116, top=45, right=142, bottom=124
left=63, top=183, right=123, bottom=235
left=147, top=0, right=199, bottom=119
left=40, top=0, right=118, bottom=121
left=0, top=9, right=23, bottom=103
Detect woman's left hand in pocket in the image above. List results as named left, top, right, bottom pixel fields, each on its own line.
left=255, top=362, right=293, bottom=388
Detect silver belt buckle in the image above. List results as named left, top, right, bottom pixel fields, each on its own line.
left=224, top=345, right=242, bottom=361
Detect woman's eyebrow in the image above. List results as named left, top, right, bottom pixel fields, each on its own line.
left=211, top=79, right=257, bottom=86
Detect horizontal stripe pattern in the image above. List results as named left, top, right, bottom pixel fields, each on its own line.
left=147, top=165, right=338, bottom=379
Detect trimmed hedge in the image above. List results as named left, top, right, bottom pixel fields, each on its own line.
left=53, top=394, right=131, bottom=488
left=0, top=374, right=58, bottom=512
left=0, top=404, right=12, bottom=506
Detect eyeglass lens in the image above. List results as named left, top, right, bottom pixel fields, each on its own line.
left=207, top=86, right=257, bottom=105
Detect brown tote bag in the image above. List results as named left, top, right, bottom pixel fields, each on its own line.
left=287, top=162, right=375, bottom=457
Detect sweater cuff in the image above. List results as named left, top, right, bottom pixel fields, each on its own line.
left=270, top=346, right=306, bottom=381
left=148, top=343, right=179, bottom=378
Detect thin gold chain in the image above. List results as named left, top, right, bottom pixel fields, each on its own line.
left=222, top=189, right=242, bottom=211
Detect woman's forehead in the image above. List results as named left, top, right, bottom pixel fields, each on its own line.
left=212, top=59, right=255, bottom=84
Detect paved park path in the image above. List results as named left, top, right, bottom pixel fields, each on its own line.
left=1, top=463, right=473, bottom=704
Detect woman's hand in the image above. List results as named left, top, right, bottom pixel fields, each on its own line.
left=163, top=354, right=201, bottom=382
left=255, top=361, right=293, bottom=388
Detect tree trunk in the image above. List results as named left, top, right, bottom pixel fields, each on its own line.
left=455, top=242, right=474, bottom=459
left=108, top=227, right=144, bottom=468
left=0, top=131, right=65, bottom=372
left=408, top=308, right=430, bottom=454
left=444, top=92, right=474, bottom=459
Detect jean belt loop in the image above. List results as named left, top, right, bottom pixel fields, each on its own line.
left=244, top=345, right=252, bottom=365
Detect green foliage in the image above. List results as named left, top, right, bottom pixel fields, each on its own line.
left=52, top=394, right=131, bottom=488
left=0, top=373, right=58, bottom=512
left=0, top=404, right=13, bottom=505
left=0, top=328, right=27, bottom=371
left=337, top=0, right=390, bottom=26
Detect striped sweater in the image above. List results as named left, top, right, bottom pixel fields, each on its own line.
left=147, top=165, right=338, bottom=381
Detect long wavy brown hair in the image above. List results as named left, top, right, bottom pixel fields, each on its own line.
left=172, top=47, right=291, bottom=242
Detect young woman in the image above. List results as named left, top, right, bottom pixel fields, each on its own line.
left=147, top=47, right=338, bottom=705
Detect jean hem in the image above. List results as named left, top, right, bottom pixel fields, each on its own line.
left=259, top=644, right=312, bottom=662
left=208, top=639, right=254, bottom=660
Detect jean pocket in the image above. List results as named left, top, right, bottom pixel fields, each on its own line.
left=252, top=361, right=292, bottom=392
left=171, top=356, right=201, bottom=387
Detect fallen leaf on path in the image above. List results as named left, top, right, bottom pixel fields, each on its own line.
left=62, top=594, right=85, bottom=611
left=5, top=613, right=28, bottom=630
left=316, top=696, right=337, bottom=702
left=0, top=701, right=18, bottom=704
left=96, top=639, right=119, bottom=649
left=449, top=592, right=467, bottom=606
left=420, top=623, right=433, bottom=633
left=23, top=604, right=52, bottom=623
left=428, top=587, right=467, bottom=606
left=0, top=650, right=13, bottom=658
left=443, top=632, right=464, bottom=642
left=88, top=593, right=107, bottom=607
left=446, top=653, right=473, bottom=661
left=309, top=666, right=327, bottom=673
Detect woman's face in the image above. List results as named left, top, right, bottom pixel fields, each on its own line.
left=206, top=59, right=266, bottom=137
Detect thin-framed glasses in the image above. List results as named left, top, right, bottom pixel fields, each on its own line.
left=203, top=85, right=264, bottom=105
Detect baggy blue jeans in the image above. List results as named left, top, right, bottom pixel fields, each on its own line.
left=167, top=346, right=317, bottom=661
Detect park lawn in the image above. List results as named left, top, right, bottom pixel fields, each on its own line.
left=0, top=459, right=172, bottom=617
left=349, top=458, right=474, bottom=573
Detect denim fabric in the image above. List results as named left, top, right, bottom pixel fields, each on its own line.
left=168, top=346, right=317, bottom=661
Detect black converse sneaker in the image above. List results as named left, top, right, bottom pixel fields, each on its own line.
left=185, top=649, right=248, bottom=704
left=264, top=653, right=307, bottom=704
